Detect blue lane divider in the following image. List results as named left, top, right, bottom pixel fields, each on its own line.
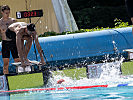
left=117, top=83, right=128, bottom=87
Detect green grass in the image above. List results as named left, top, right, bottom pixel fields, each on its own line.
left=121, top=61, right=133, bottom=75
left=52, top=67, right=87, bottom=80
left=7, top=73, right=44, bottom=90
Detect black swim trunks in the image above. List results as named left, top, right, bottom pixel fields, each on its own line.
left=2, top=29, right=19, bottom=59
left=6, top=28, right=16, bottom=40
left=2, top=40, right=19, bottom=59
left=125, top=0, right=133, bottom=17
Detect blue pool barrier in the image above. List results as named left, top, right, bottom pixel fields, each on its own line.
left=0, top=27, right=133, bottom=68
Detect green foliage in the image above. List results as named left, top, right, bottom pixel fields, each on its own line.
left=68, top=0, right=125, bottom=11
left=67, top=0, right=130, bottom=29
left=114, top=18, right=129, bottom=28
left=73, top=6, right=130, bottom=29
left=0, top=37, right=2, bottom=42
left=39, top=31, right=57, bottom=37
left=39, top=18, right=130, bottom=37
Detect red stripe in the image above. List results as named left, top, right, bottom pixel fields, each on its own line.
left=0, top=85, right=108, bottom=93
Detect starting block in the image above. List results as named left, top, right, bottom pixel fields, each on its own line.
left=0, top=61, right=51, bottom=91
left=123, top=49, right=133, bottom=60
left=0, top=72, right=50, bottom=91
left=11, top=60, right=41, bottom=73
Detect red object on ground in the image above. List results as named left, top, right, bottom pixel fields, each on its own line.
left=57, top=79, right=65, bottom=84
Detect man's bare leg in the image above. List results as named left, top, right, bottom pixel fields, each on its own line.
left=3, top=58, right=9, bottom=74
left=19, top=38, right=32, bottom=67
left=14, top=58, right=20, bottom=62
left=24, top=37, right=32, bottom=58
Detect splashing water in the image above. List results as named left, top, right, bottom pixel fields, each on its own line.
left=48, top=57, right=133, bottom=88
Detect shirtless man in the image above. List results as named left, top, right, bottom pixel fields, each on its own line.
left=0, top=5, right=20, bottom=74
left=8, top=22, right=46, bottom=66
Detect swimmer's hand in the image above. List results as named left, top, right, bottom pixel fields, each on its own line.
left=0, top=51, right=1, bottom=55
left=39, top=60, right=46, bottom=65
left=57, top=79, right=65, bottom=84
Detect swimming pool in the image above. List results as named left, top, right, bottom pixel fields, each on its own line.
left=1, top=73, right=133, bottom=100
left=8, top=86, right=133, bottom=100
left=0, top=58, right=132, bottom=100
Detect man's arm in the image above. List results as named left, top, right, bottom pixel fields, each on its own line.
left=0, top=27, right=1, bottom=33
left=0, top=29, right=2, bottom=55
left=33, top=32, right=46, bottom=65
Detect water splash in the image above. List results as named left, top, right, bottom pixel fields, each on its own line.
left=48, top=56, right=133, bottom=88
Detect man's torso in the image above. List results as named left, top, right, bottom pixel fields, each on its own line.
left=8, top=22, right=30, bottom=39
left=0, top=17, right=16, bottom=40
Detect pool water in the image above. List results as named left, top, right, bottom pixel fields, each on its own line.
left=1, top=60, right=133, bottom=100
left=0, top=86, right=133, bottom=100
left=1, top=74, right=133, bottom=100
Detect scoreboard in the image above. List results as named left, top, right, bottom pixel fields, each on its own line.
left=16, top=9, right=43, bottom=19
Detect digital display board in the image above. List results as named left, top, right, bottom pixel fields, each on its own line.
left=16, top=9, right=43, bottom=19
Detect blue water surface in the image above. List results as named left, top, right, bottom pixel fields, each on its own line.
left=0, top=86, right=133, bottom=100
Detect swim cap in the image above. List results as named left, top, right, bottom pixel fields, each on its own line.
left=27, top=23, right=35, bottom=31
